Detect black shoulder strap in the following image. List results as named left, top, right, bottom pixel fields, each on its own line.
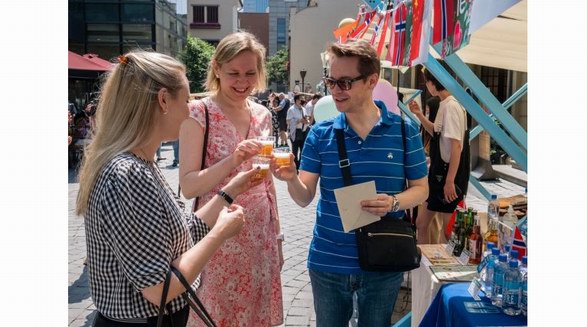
left=176, top=99, right=209, bottom=211
left=192, top=100, right=209, bottom=212
left=170, top=266, right=217, bottom=327
left=400, top=117, right=418, bottom=224
left=334, top=128, right=352, bottom=186
left=156, top=269, right=174, bottom=327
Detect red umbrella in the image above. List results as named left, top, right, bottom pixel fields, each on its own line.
left=68, top=51, right=111, bottom=71
left=83, top=53, right=114, bottom=70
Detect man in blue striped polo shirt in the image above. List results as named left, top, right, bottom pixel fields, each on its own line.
left=271, top=39, right=429, bottom=326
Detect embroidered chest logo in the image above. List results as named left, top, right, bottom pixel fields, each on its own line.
left=387, top=152, right=394, bottom=160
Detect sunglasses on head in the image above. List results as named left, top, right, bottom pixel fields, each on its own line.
left=322, top=74, right=366, bottom=91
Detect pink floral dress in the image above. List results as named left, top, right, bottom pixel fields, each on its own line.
left=186, top=98, right=283, bottom=327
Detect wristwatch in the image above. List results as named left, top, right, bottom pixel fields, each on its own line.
left=217, top=189, right=234, bottom=205
left=391, top=194, right=400, bottom=212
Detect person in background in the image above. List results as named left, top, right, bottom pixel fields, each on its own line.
left=409, top=67, right=470, bottom=244
left=179, top=31, right=284, bottom=327
left=76, top=50, right=260, bottom=327
left=172, top=140, right=180, bottom=167
left=156, top=143, right=166, bottom=162
left=271, top=39, right=428, bottom=327
left=422, top=96, right=440, bottom=157
left=286, top=94, right=309, bottom=169
left=304, top=93, right=322, bottom=126
left=272, top=93, right=290, bottom=147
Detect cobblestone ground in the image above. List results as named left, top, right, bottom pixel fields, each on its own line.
left=68, top=143, right=411, bottom=326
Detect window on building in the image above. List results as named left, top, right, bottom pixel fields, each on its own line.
left=122, top=3, right=154, bottom=23
left=191, top=5, right=220, bottom=29
left=481, top=67, right=508, bottom=102
left=87, top=24, right=120, bottom=43
left=193, top=6, right=205, bottom=23
left=277, top=18, right=286, bottom=50
left=85, top=4, right=119, bottom=22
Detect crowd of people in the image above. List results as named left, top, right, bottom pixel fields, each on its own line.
left=74, top=31, right=469, bottom=327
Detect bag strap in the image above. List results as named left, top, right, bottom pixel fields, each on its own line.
left=192, top=100, right=210, bottom=212
left=176, top=100, right=209, bottom=212
left=170, top=266, right=217, bottom=327
left=401, top=117, right=418, bottom=225
left=156, top=269, right=174, bottom=327
left=334, top=128, right=352, bottom=187
left=334, top=119, right=415, bottom=223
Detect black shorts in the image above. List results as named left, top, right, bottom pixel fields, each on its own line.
left=426, top=163, right=464, bottom=213
left=278, top=117, right=287, bottom=131
left=426, top=184, right=463, bottom=213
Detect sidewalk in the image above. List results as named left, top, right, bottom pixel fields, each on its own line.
left=68, top=143, right=411, bottom=326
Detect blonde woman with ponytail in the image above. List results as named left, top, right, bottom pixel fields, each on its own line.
left=76, top=50, right=261, bottom=327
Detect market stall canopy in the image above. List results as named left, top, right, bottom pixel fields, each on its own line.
left=434, top=0, right=527, bottom=72
left=68, top=51, right=111, bottom=71
left=82, top=53, right=113, bottom=70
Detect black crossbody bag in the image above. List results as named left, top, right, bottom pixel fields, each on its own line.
left=334, top=118, right=421, bottom=272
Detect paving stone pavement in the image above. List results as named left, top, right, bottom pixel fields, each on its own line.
left=68, top=143, right=411, bottom=327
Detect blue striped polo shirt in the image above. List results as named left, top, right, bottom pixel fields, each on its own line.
left=300, top=100, right=428, bottom=274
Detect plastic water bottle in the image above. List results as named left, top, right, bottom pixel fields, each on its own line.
left=520, top=256, right=528, bottom=316
left=509, top=249, right=519, bottom=263
left=484, top=247, right=501, bottom=298
left=502, top=259, right=522, bottom=316
left=491, top=253, right=509, bottom=307
left=503, top=244, right=512, bottom=259
left=478, top=242, right=495, bottom=291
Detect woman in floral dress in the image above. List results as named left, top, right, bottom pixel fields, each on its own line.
left=179, top=32, right=284, bottom=327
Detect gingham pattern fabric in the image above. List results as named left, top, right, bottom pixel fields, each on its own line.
left=84, top=152, right=210, bottom=320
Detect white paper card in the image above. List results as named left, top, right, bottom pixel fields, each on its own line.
left=467, top=278, right=482, bottom=301
left=445, top=241, right=456, bottom=256
left=458, top=249, right=471, bottom=265
left=334, top=181, right=381, bottom=233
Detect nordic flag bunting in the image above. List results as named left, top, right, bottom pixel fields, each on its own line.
left=433, top=0, right=474, bottom=58
left=334, top=0, right=479, bottom=67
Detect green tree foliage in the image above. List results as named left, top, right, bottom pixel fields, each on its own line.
left=266, top=46, right=289, bottom=86
left=178, top=36, right=215, bottom=93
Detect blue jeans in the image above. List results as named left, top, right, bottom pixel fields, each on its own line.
left=309, top=269, right=403, bottom=327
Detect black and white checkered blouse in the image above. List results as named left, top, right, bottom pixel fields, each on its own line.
left=84, top=152, right=210, bottom=321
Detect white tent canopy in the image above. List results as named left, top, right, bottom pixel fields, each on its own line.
left=452, top=0, right=527, bottom=72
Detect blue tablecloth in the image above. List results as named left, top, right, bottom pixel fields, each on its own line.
left=419, top=283, right=527, bottom=327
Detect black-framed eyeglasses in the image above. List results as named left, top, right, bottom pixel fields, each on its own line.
left=322, top=75, right=366, bottom=91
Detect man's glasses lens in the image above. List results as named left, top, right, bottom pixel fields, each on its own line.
left=323, top=78, right=349, bottom=90
left=323, top=76, right=363, bottom=91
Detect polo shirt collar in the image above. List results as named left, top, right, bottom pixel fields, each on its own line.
left=333, top=99, right=394, bottom=130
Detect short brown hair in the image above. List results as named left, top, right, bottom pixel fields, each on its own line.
left=327, top=39, right=380, bottom=80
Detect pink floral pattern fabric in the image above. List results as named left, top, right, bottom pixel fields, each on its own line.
left=186, top=98, right=283, bottom=327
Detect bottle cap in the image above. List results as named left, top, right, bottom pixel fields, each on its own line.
left=509, top=260, right=519, bottom=268
left=510, top=250, right=519, bottom=260
left=504, top=244, right=511, bottom=252
left=492, top=248, right=500, bottom=255
left=487, top=242, right=495, bottom=249
left=522, top=256, right=527, bottom=264
left=499, top=254, right=508, bottom=262
left=491, top=194, right=497, bottom=200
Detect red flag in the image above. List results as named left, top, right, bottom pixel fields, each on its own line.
left=376, top=9, right=392, bottom=57
left=369, top=12, right=384, bottom=45
left=512, top=226, right=527, bottom=258
left=349, top=10, right=376, bottom=39
left=433, top=0, right=455, bottom=45
left=387, top=2, right=408, bottom=66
